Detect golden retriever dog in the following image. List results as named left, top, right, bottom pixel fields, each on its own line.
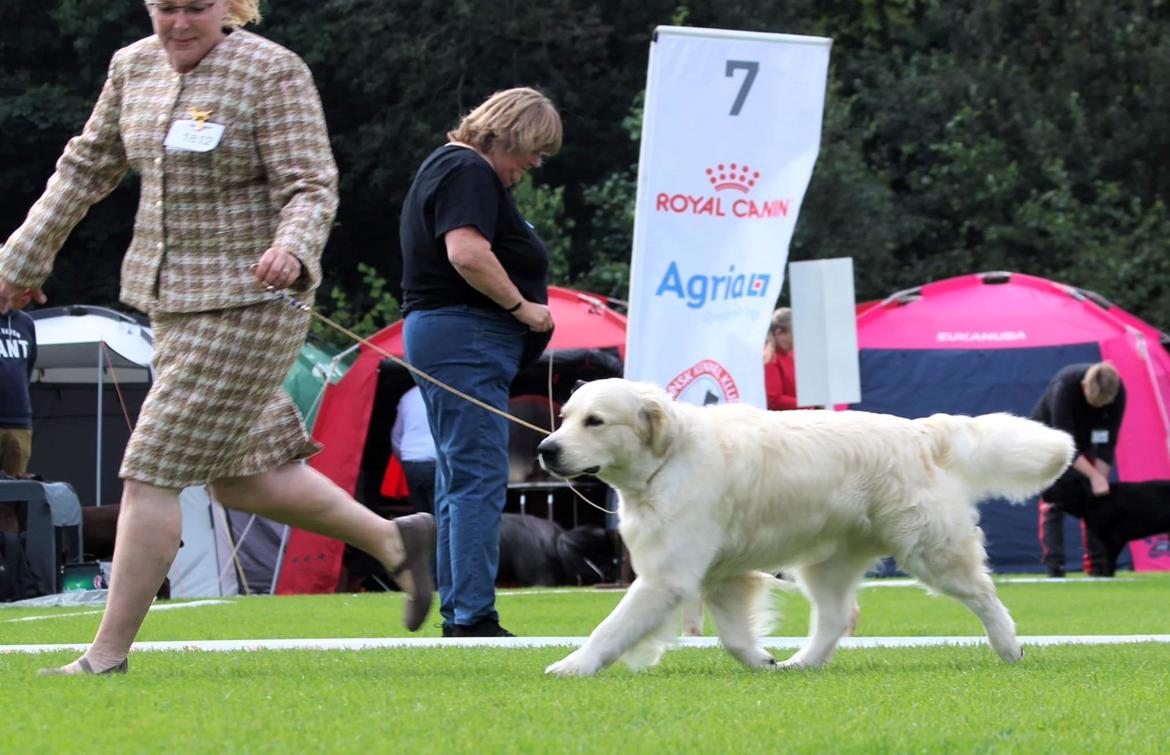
left=536, top=379, right=1074, bottom=677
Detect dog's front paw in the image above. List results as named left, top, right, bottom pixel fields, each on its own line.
left=747, top=654, right=780, bottom=670
left=775, top=651, right=823, bottom=670
left=545, top=649, right=601, bottom=677
left=996, top=642, right=1024, bottom=665
left=774, top=659, right=809, bottom=671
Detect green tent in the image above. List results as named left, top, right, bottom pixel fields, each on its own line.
left=282, top=340, right=348, bottom=430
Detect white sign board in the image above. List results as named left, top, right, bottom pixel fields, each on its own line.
left=624, top=26, right=831, bottom=407
left=789, top=257, right=861, bottom=407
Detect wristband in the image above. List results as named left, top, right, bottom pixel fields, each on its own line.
left=505, top=300, right=524, bottom=313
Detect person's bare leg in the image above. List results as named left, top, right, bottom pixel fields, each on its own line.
left=211, top=462, right=432, bottom=615
left=40, top=481, right=182, bottom=675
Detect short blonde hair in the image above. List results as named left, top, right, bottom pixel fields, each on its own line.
left=225, top=0, right=261, bottom=27
left=448, top=87, right=562, bottom=157
left=763, top=307, right=792, bottom=361
left=1083, top=362, right=1122, bottom=407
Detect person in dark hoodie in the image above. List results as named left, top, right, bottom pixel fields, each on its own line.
left=0, top=309, right=36, bottom=478
left=1032, top=361, right=1126, bottom=577
left=0, top=309, right=36, bottom=535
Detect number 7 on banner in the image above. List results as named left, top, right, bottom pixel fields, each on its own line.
left=725, top=60, right=758, bottom=115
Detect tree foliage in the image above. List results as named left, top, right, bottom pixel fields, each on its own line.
left=4, top=0, right=1170, bottom=330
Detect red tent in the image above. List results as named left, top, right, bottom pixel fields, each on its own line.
left=854, top=271, right=1170, bottom=572
left=276, top=287, right=627, bottom=593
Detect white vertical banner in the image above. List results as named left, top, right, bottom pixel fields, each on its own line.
left=625, top=26, right=831, bottom=407
left=789, top=258, right=860, bottom=407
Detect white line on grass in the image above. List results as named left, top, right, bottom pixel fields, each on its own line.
left=498, top=576, right=1133, bottom=596
left=0, top=600, right=232, bottom=624
left=3, top=634, right=1168, bottom=654
left=862, top=576, right=1134, bottom=588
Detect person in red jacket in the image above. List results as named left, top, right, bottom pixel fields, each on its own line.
left=763, top=307, right=798, bottom=410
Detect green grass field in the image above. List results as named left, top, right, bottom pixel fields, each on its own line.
left=3, top=574, right=1169, bottom=753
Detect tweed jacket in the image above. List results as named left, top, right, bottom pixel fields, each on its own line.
left=0, top=30, right=338, bottom=314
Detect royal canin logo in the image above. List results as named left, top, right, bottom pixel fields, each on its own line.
left=707, top=163, right=760, bottom=192
left=655, top=163, right=791, bottom=219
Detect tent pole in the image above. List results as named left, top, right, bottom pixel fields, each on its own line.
left=96, top=341, right=104, bottom=506
left=303, top=355, right=345, bottom=436
left=270, top=524, right=291, bottom=595
left=1133, top=331, right=1170, bottom=464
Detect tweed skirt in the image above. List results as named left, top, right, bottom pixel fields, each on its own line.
left=120, top=299, right=322, bottom=488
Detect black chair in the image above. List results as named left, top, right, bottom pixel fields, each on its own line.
left=0, top=479, right=84, bottom=593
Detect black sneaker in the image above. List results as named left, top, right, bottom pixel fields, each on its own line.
left=451, top=617, right=515, bottom=637
left=1046, top=567, right=1066, bottom=578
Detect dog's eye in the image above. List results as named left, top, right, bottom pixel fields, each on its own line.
left=584, top=415, right=604, bottom=427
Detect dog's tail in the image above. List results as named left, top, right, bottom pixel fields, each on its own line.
left=918, top=412, right=1074, bottom=501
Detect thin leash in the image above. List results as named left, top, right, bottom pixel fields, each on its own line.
left=271, top=288, right=549, bottom=434
left=267, top=286, right=617, bottom=516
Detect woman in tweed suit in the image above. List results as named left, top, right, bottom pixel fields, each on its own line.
left=0, top=0, right=435, bottom=675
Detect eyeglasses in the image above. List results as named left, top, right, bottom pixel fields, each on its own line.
left=146, top=0, right=217, bottom=18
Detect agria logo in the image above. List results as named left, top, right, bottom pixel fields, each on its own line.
left=656, top=162, right=791, bottom=219
left=655, top=261, right=771, bottom=309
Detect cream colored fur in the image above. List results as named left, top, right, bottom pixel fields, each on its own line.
left=537, top=379, right=1074, bottom=677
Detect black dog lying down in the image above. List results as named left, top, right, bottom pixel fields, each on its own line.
left=497, top=513, right=616, bottom=587
left=1041, top=471, right=1170, bottom=574
left=346, top=513, right=616, bottom=591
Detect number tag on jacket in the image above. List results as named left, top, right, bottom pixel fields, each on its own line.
left=1091, top=429, right=1109, bottom=444
left=164, top=120, right=225, bottom=152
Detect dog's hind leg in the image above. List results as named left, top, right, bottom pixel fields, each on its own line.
left=705, top=573, right=776, bottom=669
left=781, top=555, right=871, bottom=669
left=903, top=538, right=1022, bottom=664
left=680, top=596, right=705, bottom=636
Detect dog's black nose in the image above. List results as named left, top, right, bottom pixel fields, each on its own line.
left=537, top=437, right=560, bottom=465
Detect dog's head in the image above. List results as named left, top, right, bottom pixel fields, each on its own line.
left=1040, top=470, right=1092, bottom=518
left=536, top=378, right=676, bottom=484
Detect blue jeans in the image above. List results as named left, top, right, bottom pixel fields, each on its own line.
left=400, top=460, right=436, bottom=516
left=404, top=306, right=526, bottom=627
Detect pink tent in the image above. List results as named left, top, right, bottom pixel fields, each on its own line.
left=855, top=271, right=1170, bottom=572
left=276, top=287, right=627, bottom=594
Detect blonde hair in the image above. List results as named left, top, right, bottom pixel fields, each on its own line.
left=763, top=307, right=792, bottom=361
left=448, top=87, right=562, bottom=157
left=225, top=0, right=261, bottom=27
left=1082, top=362, right=1121, bottom=407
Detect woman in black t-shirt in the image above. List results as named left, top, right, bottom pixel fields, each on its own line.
left=399, top=87, right=560, bottom=637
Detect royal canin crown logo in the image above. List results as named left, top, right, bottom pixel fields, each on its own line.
left=706, top=163, right=760, bottom=193
left=655, top=162, right=791, bottom=219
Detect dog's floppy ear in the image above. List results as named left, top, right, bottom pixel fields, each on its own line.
left=572, top=380, right=588, bottom=395
left=637, top=393, right=675, bottom=458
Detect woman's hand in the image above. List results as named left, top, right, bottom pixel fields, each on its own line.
left=254, top=248, right=302, bottom=290
left=0, top=278, right=46, bottom=314
left=512, top=301, right=554, bottom=333
left=1089, top=473, right=1111, bottom=497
